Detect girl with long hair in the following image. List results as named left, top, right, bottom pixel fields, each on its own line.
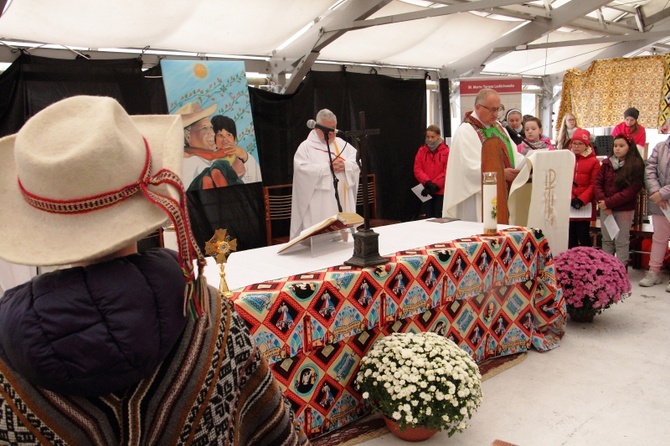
left=594, top=134, right=645, bottom=266
left=556, top=113, right=578, bottom=150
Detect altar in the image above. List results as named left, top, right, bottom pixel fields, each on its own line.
left=207, top=220, right=566, bottom=439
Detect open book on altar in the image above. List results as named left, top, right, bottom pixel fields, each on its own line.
left=278, top=212, right=364, bottom=254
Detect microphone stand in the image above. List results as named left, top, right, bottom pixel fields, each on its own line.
left=344, top=111, right=389, bottom=267
left=324, top=135, right=343, bottom=213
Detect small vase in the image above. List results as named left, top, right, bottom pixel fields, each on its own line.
left=567, top=305, right=596, bottom=323
left=383, top=416, right=438, bottom=442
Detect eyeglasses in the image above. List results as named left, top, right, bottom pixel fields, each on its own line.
left=477, top=104, right=504, bottom=113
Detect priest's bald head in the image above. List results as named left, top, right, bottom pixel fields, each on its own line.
left=474, top=89, right=503, bottom=127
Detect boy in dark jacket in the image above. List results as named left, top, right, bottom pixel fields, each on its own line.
left=0, top=96, right=308, bottom=445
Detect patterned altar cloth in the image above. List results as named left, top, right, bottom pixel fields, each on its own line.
left=230, top=227, right=566, bottom=439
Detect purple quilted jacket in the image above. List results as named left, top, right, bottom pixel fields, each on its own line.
left=0, top=248, right=186, bottom=397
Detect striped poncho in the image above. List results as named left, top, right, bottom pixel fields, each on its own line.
left=0, top=285, right=308, bottom=445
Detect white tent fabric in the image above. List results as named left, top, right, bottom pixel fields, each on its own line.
left=320, top=1, right=520, bottom=69
left=0, top=0, right=335, bottom=55
left=1, top=0, right=669, bottom=82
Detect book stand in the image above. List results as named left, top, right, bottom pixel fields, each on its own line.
left=307, top=228, right=356, bottom=257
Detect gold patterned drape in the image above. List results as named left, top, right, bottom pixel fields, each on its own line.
left=659, top=54, right=670, bottom=128
left=557, top=56, right=666, bottom=132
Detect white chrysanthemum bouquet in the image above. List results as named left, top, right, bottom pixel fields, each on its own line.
left=355, top=331, right=483, bottom=436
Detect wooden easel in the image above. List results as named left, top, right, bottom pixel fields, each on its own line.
left=481, top=136, right=509, bottom=224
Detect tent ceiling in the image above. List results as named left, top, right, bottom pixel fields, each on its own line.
left=1, top=0, right=669, bottom=91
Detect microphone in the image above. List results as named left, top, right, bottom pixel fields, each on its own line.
left=307, top=119, right=343, bottom=135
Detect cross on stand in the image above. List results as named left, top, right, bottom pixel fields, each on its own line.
left=344, top=111, right=389, bottom=267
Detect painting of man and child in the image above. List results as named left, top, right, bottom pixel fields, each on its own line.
left=161, top=60, right=262, bottom=191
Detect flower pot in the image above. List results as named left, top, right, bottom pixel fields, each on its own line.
left=567, top=305, right=596, bottom=323
left=357, top=333, right=482, bottom=439
left=383, top=416, right=438, bottom=442
left=554, top=247, right=631, bottom=322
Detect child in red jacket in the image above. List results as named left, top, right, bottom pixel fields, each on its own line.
left=569, top=128, right=601, bottom=248
left=414, top=124, right=450, bottom=218
left=594, top=134, right=645, bottom=265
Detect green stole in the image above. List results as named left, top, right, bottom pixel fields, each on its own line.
left=483, top=126, right=516, bottom=169
left=463, top=112, right=516, bottom=169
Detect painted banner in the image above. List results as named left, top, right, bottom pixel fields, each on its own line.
left=161, top=60, right=262, bottom=190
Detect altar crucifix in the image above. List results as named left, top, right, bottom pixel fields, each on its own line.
left=344, top=111, right=389, bottom=267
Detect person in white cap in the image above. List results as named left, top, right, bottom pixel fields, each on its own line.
left=0, top=96, right=307, bottom=445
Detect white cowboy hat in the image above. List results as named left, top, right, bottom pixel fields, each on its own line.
left=0, top=96, right=185, bottom=266
left=173, top=102, right=217, bottom=127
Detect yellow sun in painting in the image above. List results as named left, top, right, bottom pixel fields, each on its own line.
left=193, top=63, right=207, bottom=78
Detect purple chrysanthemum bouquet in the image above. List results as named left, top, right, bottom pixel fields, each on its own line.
left=554, top=247, right=631, bottom=321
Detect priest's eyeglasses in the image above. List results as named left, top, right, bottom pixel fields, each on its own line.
left=477, top=104, right=504, bottom=113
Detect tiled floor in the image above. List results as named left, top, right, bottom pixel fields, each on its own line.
left=358, top=267, right=670, bottom=446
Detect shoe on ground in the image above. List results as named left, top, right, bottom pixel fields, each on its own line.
left=639, top=271, right=662, bottom=287
left=666, top=282, right=670, bottom=293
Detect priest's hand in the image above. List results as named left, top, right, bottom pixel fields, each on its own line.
left=332, top=158, right=345, bottom=173
left=504, top=168, right=519, bottom=183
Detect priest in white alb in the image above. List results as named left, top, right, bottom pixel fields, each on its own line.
left=290, top=109, right=360, bottom=239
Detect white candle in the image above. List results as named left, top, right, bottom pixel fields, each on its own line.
left=482, top=172, right=497, bottom=235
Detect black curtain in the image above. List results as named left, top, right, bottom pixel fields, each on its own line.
left=250, top=70, right=427, bottom=222
left=0, top=54, right=162, bottom=136
left=248, top=83, right=313, bottom=187
left=440, top=78, right=452, bottom=137
left=1, top=58, right=430, bottom=251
